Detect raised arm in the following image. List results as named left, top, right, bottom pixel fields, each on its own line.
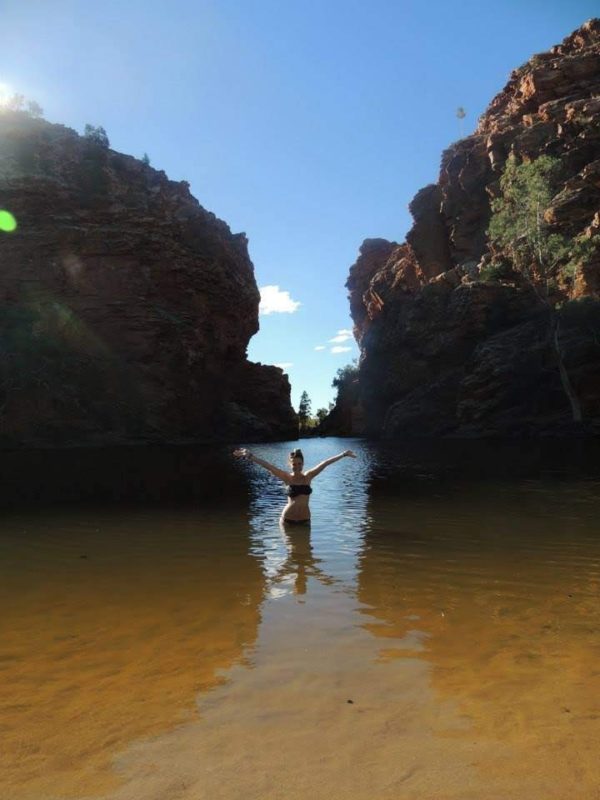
left=233, top=448, right=290, bottom=482
left=305, top=449, right=356, bottom=479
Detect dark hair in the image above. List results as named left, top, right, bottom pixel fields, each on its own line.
left=289, top=448, right=304, bottom=461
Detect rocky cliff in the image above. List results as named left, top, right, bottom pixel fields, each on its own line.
left=0, top=112, right=297, bottom=447
left=341, top=19, right=600, bottom=438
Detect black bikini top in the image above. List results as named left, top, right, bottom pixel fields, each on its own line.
left=287, top=483, right=312, bottom=498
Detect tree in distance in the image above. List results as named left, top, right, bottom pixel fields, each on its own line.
left=298, top=390, right=312, bottom=433
left=315, top=407, right=329, bottom=425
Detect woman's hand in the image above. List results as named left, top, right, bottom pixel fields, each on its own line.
left=343, top=450, right=357, bottom=458
left=233, top=448, right=252, bottom=459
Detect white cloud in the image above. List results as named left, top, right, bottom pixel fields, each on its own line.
left=331, top=345, right=352, bottom=354
left=314, top=345, right=326, bottom=351
left=274, top=362, right=293, bottom=370
left=259, top=285, right=301, bottom=315
left=329, top=333, right=352, bottom=344
left=328, top=328, right=354, bottom=344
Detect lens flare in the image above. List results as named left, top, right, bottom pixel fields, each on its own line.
left=0, top=210, right=17, bottom=232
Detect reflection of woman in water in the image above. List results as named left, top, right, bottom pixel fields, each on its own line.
left=273, top=519, right=337, bottom=596
left=233, top=447, right=356, bottom=524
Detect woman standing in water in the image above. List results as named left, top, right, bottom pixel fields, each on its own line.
left=233, top=447, right=357, bottom=525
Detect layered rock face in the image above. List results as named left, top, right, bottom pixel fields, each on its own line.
left=343, top=19, right=600, bottom=438
left=0, top=112, right=297, bottom=446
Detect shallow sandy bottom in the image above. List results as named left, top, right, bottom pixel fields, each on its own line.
left=92, top=577, right=600, bottom=800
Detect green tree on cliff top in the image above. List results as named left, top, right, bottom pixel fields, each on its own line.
left=84, top=124, right=110, bottom=148
left=488, top=156, right=569, bottom=287
left=487, top=154, right=597, bottom=423
left=331, top=360, right=358, bottom=406
left=0, top=93, right=44, bottom=118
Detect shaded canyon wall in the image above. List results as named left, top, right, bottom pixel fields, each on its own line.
left=0, top=112, right=297, bottom=447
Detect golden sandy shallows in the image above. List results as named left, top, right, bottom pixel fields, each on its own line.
left=0, top=509, right=265, bottom=799
left=92, top=524, right=600, bottom=800
left=2, top=482, right=600, bottom=800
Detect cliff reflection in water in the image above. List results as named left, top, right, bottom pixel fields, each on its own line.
left=0, top=443, right=251, bottom=508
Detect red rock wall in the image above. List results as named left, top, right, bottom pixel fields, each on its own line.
left=0, top=112, right=297, bottom=446
left=343, top=19, right=600, bottom=437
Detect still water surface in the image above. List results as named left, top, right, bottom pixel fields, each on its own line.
left=2, top=438, right=600, bottom=799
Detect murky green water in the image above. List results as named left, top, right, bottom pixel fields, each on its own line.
left=2, top=438, right=600, bottom=799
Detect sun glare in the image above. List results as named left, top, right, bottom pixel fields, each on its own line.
left=0, top=82, right=14, bottom=106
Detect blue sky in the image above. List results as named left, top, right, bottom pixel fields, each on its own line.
left=1, top=0, right=597, bottom=412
